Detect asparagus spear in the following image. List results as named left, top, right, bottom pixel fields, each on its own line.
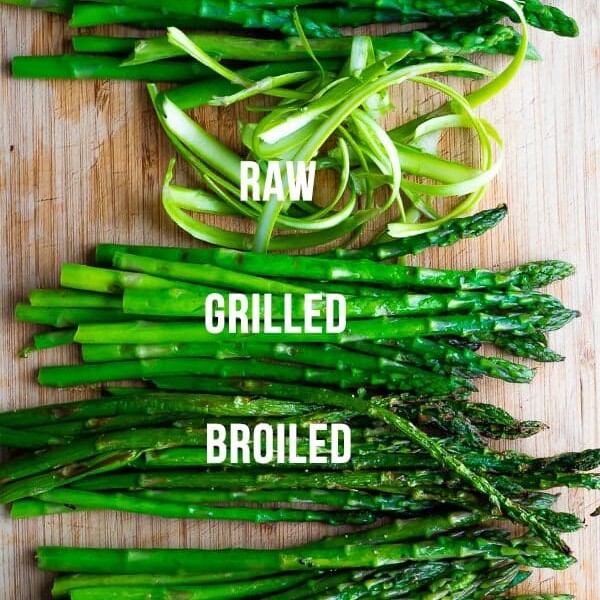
left=35, top=532, right=574, bottom=574
left=112, top=250, right=576, bottom=292
left=120, top=25, right=525, bottom=67
left=51, top=570, right=290, bottom=597
left=119, top=287, right=562, bottom=320
left=482, top=331, right=566, bottom=362
left=12, top=487, right=438, bottom=517
left=324, top=205, right=508, bottom=260
left=78, top=1, right=402, bottom=37
left=70, top=309, right=578, bottom=346
left=0, top=392, right=315, bottom=428
left=68, top=3, right=233, bottom=27
left=37, top=355, right=466, bottom=393
left=14, top=488, right=378, bottom=525
left=15, top=304, right=132, bottom=327
left=352, top=338, right=536, bottom=383
left=11, top=55, right=214, bottom=82
left=65, top=572, right=313, bottom=600
left=0, top=450, right=141, bottom=503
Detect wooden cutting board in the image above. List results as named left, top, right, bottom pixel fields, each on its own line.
left=0, top=2, right=598, bottom=597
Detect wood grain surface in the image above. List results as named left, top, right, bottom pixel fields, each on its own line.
left=0, top=3, right=598, bottom=597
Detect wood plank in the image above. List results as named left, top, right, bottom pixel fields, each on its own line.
left=0, top=2, right=598, bottom=596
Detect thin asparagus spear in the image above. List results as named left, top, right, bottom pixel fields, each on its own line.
left=0, top=427, right=215, bottom=482
left=81, top=342, right=468, bottom=393
left=482, top=332, right=566, bottom=362
left=28, top=289, right=121, bottom=309
left=37, top=355, right=464, bottom=393
left=66, top=571, right=313, bottom=600
left=16, top=488, right=378, bottom=525
left=80, top=1, right=400, bottom=37
left=51, top=570, right=284, bottom=598
left=113, top=250, right=576, bottom=292
left=16, top=304, right=132, bottom=327
left=120, top=287, right=562, bottom=320
left=11, top=487, right=435, bottom=517
left=514, top=472, right=600, bottom=491
left=35, top=532, right=574, bottom=574
left=323, top=205, right=508, bottom=260
left=11, top=55, right=214, bottom=82
left=68, top=469, right=462, bottom=493
left=352, top=338, right=535, bottom=383
left=0, top=392, right=315, bottom=428
left=68, top=3, right=233, bottom=28
left=122, top=24, right=524, bottom=67
left=0, top=450, right=141, bottom=504
left=72, top=310, right=578, bottom=346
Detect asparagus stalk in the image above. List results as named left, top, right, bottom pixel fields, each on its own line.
left=15, top=488, right=378, bottom=525
left=11, top=55, right=214, bottom=82
left=29, top=289, right=121, bottom=308
left=352, top=338, right=536, bottom=383
left=78, top=1, right=405, bottom=37
left=121, top=24, right=525, bottom=67
left=37, top=355, right=465, bottom=393
left=0, top=427, right=214, bottom=482
left=80, top=342, right=469, bottom=393
left=15, top=304, right=132, bottom=327
left=0, top=450, right=141, bottom=504
left=112, top=250, right=576, bottom=292
left=13, top=487, right=437, bottom=517
left=51, top=570, right=287, bottom=598
left=71, top=309, right=578, bottom=346
left=68, top=3, right=233, bottom=27
left=120, top=287, right=562, bottom=320
left=35, top=531, right=574, bottom=574
left=65, top=572, right=313, bottom=600
left=0, top=392, right=315, bottom=428
left=482, top=331, right=566, bottom=362
left=323, top=205, right=508, bottom=260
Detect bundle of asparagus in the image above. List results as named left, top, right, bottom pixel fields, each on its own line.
left=2, top=0, right=577, bottom=84
left=2, top=383, right=599, bottom=527
left=2, top=382, right=594, bottom=598
left=14, top=207, right=577, bottom=393
left=37, top=519, right=577, bottom=599
left=3, top=206, right=592, bottom=597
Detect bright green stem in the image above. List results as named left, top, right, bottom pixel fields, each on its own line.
left=51, top=570, right=281, bottom=598
left=0, top=392, right=314, bottom=428
left=36, top=532, right=573, bottom=574
left=16, top=488, right=378, bottom=525
left=66, top=572, right=312, bottom=600
left=11, top=55, right=213, bottom=82
left=72, top=310, right=577, bottom=346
